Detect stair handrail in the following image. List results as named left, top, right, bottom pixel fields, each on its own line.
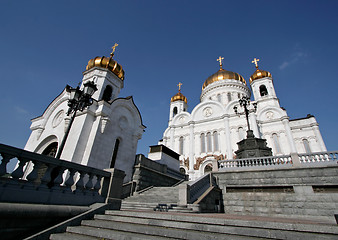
left=188, top=173, right=217, bottom=203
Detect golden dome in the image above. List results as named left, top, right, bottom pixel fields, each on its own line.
left=249, top=69, right=272, bottom=83
left=171, top=92, right=187, bottom=103
left=86, top=56, right=125, bottom=80
left=202, top=69, right=246, bottom=90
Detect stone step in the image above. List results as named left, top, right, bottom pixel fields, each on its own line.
left=65, top=225, right=172, bottom=240
left=104, top=210, right=338, bottom=238
left=50, top=232, right=97, bottom=240
left=80, top=218, right=257, bottom=240
left=51, top=210, right=338, bottom=240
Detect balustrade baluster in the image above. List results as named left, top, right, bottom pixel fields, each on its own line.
left=94, top=175, right=103, bottom=193
left=0, top=153, right=14, bottom=176
left=64, top=169, right=76, bottom=190
left=85, top=173, right=94, bottom=190
left=11, top=157, right=29, bottom=179
left=76, top=171, right=85, bottom=190
left=52, top=167, right=66, bottom=188
left=26, top=160, right=43, bottom=182
left=40, top=164, right=56, bottom=186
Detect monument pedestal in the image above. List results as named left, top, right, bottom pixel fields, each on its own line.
left=235, top=130, right=272, bottom=159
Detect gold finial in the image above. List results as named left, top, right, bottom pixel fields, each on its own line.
left=217, top=56, right=224, bottom=70
left=177, top=82, right=182, bottom=92
left=252, top=58, right=260, bottom=69
left=110, top=43, right=118, bottom=57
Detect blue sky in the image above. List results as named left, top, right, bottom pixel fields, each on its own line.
left=1, top=1, right=337, bottom=170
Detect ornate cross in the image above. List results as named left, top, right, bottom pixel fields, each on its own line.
left=252, top=58, right=260, bottom=69
left=177, top=82, right=182, bottom=92
left=110, top=43, right=118, bottom=57
left=217, top=56, right=224, bottom=70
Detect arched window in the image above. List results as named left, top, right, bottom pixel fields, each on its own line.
left=206, top=132, right=212, bottom=152
left=237, top=93, right=241, bottom=99
left=110, top=139, right=120, bottom=168
left=227, top=92, right=232, bottom=102
left=173, top=107, right=178, bottom=117
left=201, top=133, right=206, bottom=153
left=303, top=139, right=311, bottom=153
left=204, top=164, right=213, bottom=173
left=179, top=136, right=184, bottom=155
left=259, top=85, right=268, bottom=96
left=102, top=85, right=113, bottom=102
left=180, top=167, right=186, bottom=175
left=238, top=127, right=245, bottom=141
left=272, top=133, right=281, bottom=154
left=42, top=142, right=58, bottom=157
left=217, top=94, right=222, bottom=103
left=213, top=131, right=219, bottom=151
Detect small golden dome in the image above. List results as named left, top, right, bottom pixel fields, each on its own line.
left=249, top=69, right=272, bottom=83
left=86, top=56, right=125, bottom=80
left=202, top=69, right=246, bottom=90
left=171, top=92, right=187, bottom=103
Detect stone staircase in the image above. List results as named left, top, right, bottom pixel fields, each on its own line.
left=50, top=210, right=338, bottom=239
left=121, top=185, right=199, bottom=213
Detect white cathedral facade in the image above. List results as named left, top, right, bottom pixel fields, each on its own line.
left=24, top=49, right=327, bottom=182
left=160, top=58, right=327, bottom=180
left=24, top=50, right=145, bottom=182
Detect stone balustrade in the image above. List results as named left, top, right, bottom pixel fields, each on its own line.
left=298, top=151, right=338, bottom=164
left=0, top=143, right=125, bottom=206
left=218, top=151, right=338, bottom=171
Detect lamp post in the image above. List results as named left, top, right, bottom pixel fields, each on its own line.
left=233, top=96, right=257, bottom=134
left=55, top=81, right=97, bottom=159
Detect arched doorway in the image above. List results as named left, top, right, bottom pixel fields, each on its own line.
left=204, top=163, right=213, bottom=173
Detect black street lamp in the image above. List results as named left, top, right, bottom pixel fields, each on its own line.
left=234, top=96, right=257, bottom=133
left=55, top=81, right=98, bottom=159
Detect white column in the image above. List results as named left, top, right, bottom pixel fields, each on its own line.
left=312, top=124, right=327, bottom=151
left=282, top=118, right=297, bottom=153
left=224, top=116, right=233, bottom=159
left=189, top=124, right=194, bottom=171
left=219, top=130, right=226, bottom=153
left=170, top=127, right=175, bottom=150
left=249, top=112, right=260, bottom=138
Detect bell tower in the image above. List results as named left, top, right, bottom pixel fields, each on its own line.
left=169, top=82, right=188, bottom=123
left=249, top=58, right=279, bottom=108
left=82, top=43, right=125, bottom=102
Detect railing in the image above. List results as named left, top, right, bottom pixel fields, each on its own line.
left=298, top=151, right=338, bottom=164
left=218, top=151, right=338, bottom=171
left=188, top=173, right=216, bottom=203
left=218, top=155, right=292, bottom=170
left=0, top=143, right=122, bottom=206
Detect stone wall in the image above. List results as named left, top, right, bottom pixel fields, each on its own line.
left=213, top=165, right=338, bottom=223
left=132, top=154, right=186, bottom=192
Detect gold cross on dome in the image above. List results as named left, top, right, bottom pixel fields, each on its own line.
left=177, top=82, right=182, bottom=92
left=110, top=43, right=119, bottom=57
left=252, top=58, right=260, bottom=69
left=217, top=56, right=224, bottom=69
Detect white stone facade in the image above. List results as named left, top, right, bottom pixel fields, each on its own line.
left=25, top=67, right=145, bottom=182
left=160, top=68, right=327, bottom=180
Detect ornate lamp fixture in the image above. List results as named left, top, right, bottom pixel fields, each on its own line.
left=56, top=81, right=98, bottom=159
left=234, top=96, right=257, bottom=133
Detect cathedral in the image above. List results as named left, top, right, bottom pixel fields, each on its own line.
left=160, top=57, right=327, bottom=180
left=24, top=46, right=327, bottom=182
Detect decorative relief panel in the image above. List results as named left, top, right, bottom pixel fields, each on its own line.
left=266, top=111, right=274, bottom=120
left=52, top=110, right=64, bottom=128
left=203, top=107, right=213, bottom=117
